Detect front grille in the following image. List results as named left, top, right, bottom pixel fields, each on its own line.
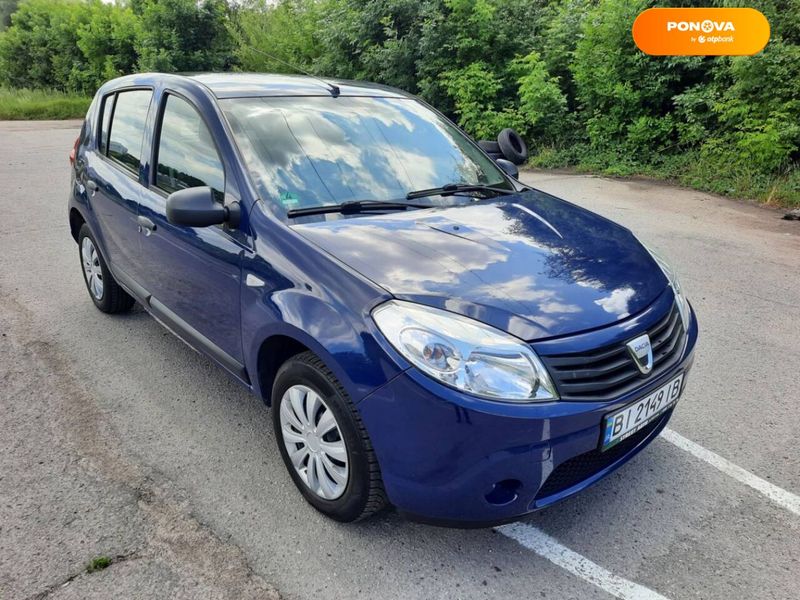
left=534, top=411, right=669, bottom=501
left=539, top=302, right=685, bottom=401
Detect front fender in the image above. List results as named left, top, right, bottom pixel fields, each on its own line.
left=242, top=286, right=404, bottom=403
left=240, top=211, right=404, bottom=403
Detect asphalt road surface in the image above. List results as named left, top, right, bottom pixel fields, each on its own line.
left=1, top=120, right=798, bottom=600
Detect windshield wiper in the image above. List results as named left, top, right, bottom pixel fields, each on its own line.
left=406, top=183, right=516, bottom=201
left=286, top=199, right=432, bottom=219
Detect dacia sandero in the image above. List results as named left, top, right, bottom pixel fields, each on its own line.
left=68, top=73, right=698, bottom=525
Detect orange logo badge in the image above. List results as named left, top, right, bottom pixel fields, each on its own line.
left=632, top=8, right=770, bottom=56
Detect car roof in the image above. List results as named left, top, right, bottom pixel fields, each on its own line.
left=103, top=72, right=414, bottom=100
left=188, top=73, right=413, bottom=99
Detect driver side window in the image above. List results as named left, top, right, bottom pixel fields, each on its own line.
left=155, top=94, right=225, bottom=200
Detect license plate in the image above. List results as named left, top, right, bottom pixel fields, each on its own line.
left=601, top=374, right=683, bottom=451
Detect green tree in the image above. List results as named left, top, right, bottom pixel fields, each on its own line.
left=315, top=0, right=432, bottom=92
left=75, top=1, right=138, bottom=92
left=512, top=51, right=568, bottom=143
left=417, top=0, right=545, bottom=116
left=135, top=0, right=234, bottom=72
left=0, top=0, right=91, bottom=92
left=232, top=0, right=327, bottom=74
left=0, top=0, right=19, bottom=29
left=571, top=0, right=706, bottom=155
left=440, top=61, right=524, bottom=139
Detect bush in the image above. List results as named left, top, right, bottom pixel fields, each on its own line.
left=0, top=0, right=92, bottom=93
left=512, top=51, right=568, bottom=144
left=0, top=0, right=234, bottom=94
left=231, top=0, right=327, bottom=73
left=135, top=0, right=234, bottom=72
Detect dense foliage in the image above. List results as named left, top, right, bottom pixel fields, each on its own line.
left=0, top=0, right=232, bottom=92
left=1, top=0, right=797, bottom=205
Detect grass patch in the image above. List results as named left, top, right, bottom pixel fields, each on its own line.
left=529, top=145, right=800, bottom=208
left=0, top=87, right=91, bottom=120
left=86, top=556, right=112, bottom=573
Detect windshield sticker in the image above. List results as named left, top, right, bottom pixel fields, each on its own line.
left=279, top=191, right=300, bottom=208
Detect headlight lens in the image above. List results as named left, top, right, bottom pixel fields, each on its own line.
left=372, top=300, right=558, bottom=402
left=645, top=245, right=691, bottom=330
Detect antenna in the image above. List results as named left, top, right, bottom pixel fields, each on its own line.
left=242, top=45, right=340, bottom=97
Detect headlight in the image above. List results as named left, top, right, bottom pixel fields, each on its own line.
left=645, top=245, right=691, bottom=330
left=372, top=300, right=558, bottom=402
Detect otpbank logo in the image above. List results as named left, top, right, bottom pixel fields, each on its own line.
left=633, top=8, right=770, bottom=55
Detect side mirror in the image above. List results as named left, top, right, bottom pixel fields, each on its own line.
left=166, top=186, right=240, bottom=228
left=496, top=158, right=519, bottom=179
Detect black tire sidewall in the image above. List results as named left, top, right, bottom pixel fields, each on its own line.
left=272, top=357, right=372, bottom=522
left=478, top=140, right=501, bottom=154
left=497, top=128, right=528, bottom=165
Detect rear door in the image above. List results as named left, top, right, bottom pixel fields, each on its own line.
left=86, top=89, right=152, bottom=280
left=137, top=91, right=246, bottom=379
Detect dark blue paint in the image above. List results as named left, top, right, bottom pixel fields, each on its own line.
left=294, top=191, right=668, bottom=341
left=69, top=73, right=698, bottom=524
left=359, top=310, right=697, bottom=523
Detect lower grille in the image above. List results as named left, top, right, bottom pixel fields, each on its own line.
left=534, top=411, right=669, bottom=501
left=539, top=301, right=685, bottom=401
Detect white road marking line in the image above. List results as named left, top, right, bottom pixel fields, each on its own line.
left=661, top=428, right=800, bottom=517
left=495, top=430, right=798, bottom=599
left=496, top=522, right=671, bottom=600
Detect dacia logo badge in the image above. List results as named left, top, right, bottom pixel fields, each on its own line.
left=626, top=334, right=653, bottom=375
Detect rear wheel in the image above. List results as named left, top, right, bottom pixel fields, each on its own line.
left=272, top=351, right=387, bottom=521
left=78, top=224, right=135, bottom=314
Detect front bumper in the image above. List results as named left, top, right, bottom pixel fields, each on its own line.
left=358, top=303, right=698, bottom=526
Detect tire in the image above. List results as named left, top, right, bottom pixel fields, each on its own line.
left=486, top=151, right=503, bottom=161
left=478, top=140, right=501, bottom=154
left=272, top=351, right=387, bottom=522
left=497, top=128, right=528, bottom=165
left=78, top=224, right=135, bottom=314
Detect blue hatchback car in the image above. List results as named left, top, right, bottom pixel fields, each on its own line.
left=69, top=73, right=697, bottom=525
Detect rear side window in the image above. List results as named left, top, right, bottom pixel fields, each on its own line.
left=98, top=93, right=115, bottom=155
left=108, top=90, right=152, bottom=172
left=155, top=94, right=225, bottom=198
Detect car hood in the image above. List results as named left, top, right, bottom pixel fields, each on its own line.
left=293, top=189, right=667, bottom=341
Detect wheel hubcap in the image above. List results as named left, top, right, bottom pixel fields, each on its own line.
left=81, top=237, right=103, bottom=300
left=279, top=385, right=349, bottom=500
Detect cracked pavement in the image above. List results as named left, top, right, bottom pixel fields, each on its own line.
left=2, top=294, right=280, bottom=600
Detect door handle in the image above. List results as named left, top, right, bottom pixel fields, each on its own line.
left=137, top=216, right=157, bottom=236
left=85, top=180, right=98, bottom=194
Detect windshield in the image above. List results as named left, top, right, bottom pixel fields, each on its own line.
left=219, top=96, right=512, bottom=219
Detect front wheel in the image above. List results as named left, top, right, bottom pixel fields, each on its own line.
left=272, top=352, right=387, bottom=522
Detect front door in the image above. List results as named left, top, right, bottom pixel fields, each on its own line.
left=87, top=89, right=152, bottom=280
left=137, top=92, right=246, bottom=379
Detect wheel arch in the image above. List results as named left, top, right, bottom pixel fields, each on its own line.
left=69, top=207, right=86, bottom=242
left=255, top=333, right=313, bottom=406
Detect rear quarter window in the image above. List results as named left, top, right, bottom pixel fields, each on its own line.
left=107, top=90, right=152, bottom=173
left=98, top=93, right=115, bottom=155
